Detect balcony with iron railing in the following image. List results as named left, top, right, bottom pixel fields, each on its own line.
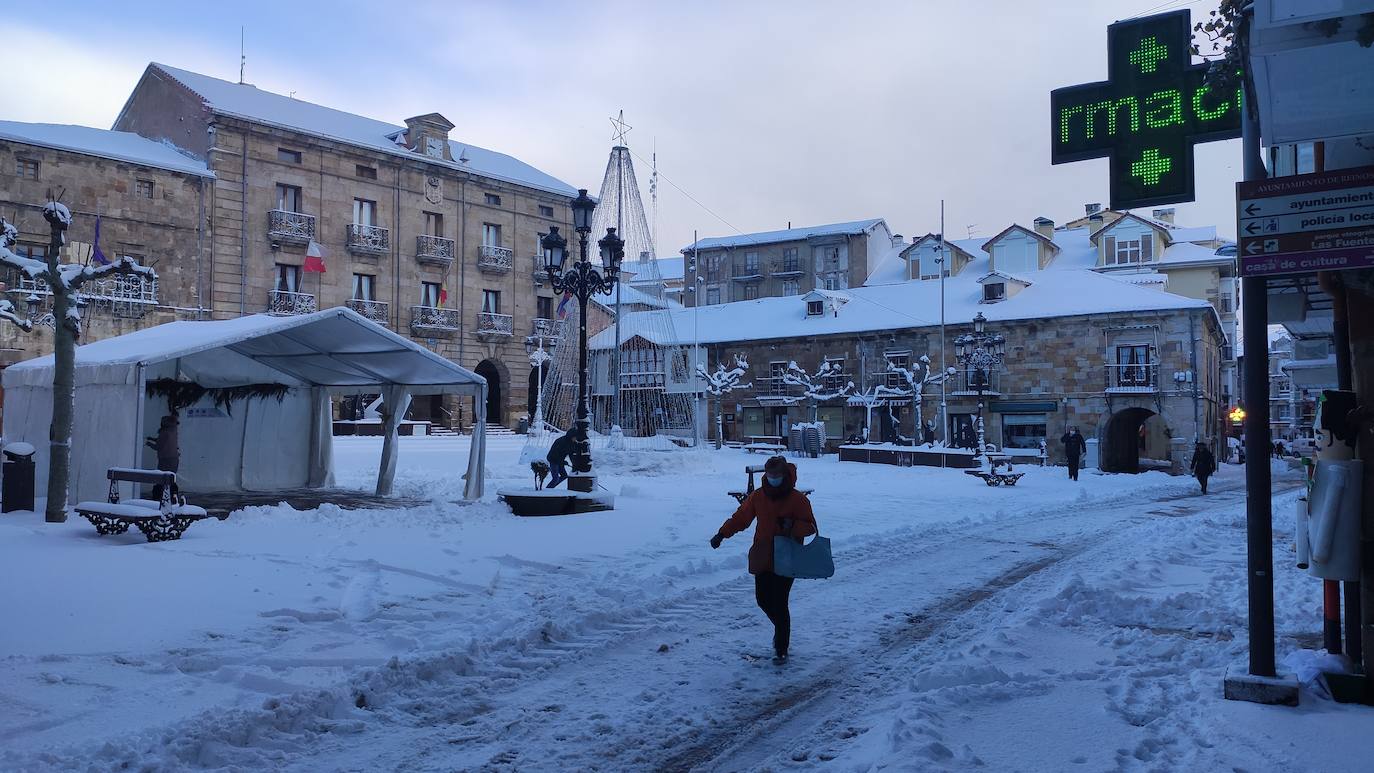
left=532, top=254, right=550, bottom=283
left=268, top=290, right=317, bottom=316
left=346, top=223, right=389, bottom=256
left=475, top=311, right=514, bottom=339
left=1105, top=362, right=1159, bottom=393
left=415, top=234, right=455, bottom=268
left=478, top=245, right=513, bottom=273
left=14, top=274, right=160, bottom=320
left=267, top=209, right=316, bottom=245
left=949, top=370, right=1002, bottom=395
left=531, top=317, right=564, bottom=339
left=731, top=263, right=763, bottom=281
left=345, top=298, right=389, bottom=325
left=410, top=305, right=460, bottom=337
left=771, top=259, right=803, bottom=278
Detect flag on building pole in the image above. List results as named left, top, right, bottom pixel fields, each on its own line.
left=91, top=215, right=109, bottom=265
left=304, top=239, right=327, bottom=273
left=556, top=290, right=572, bottom=319
left=439, top=284, right=448, bottom=305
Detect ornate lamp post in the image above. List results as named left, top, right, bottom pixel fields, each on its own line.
left=954, top=312, right=1006, bottom=468
left=540, top=188, right=624, bottom=493
left=524, top=335, right=551, bottom=438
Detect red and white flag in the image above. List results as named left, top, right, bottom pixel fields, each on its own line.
left=304, top=240, right=327, bottom=273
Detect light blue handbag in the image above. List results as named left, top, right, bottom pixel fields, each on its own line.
left=773, top=518, right=835, bottom=579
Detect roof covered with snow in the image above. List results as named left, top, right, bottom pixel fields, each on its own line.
left=142, top=64, right=576, bottom=197
left=593, top=244, right=1215, bottom=349
left=654, top=257, right=684, bottom=280
left=682, top=218, right=886, bottom=253
left=0, top=120, right=211, bottom=177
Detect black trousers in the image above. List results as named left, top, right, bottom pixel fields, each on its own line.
left=755, top=570, right=795, bottom=656
left=1067, top=457, right=1081, bottom=480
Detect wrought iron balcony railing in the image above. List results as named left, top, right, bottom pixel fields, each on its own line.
left=949, top=370, right=1002, bottom=395
left=345, top=298, right=389, bottom=324
left=476, top=311, right=514, bottom=337
left=415, top=234, right=455, bottom=267
left=732, top=264, right=763, bottom=280
left=267, top=209, right=315, bottom=245
left=268, top=290, right=317, bottom=316
left=1105, top=362, right=1159, bottom=393
left=478, top=245, right=513, bottom=273
left=410, top=305, right=460, bottom=337
left=346, top=223, right=389, bottom=256
left=532, top=254, right=550, bottom=283
left=772, top=259, right=803, bottom=277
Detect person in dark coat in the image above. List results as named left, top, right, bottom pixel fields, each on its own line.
left=711, top=455, right=817, bottom=665
left=1061, top=426, right=1087, bottom=481
left=150, top=412, right=180, bottom=503
left=1191, top=441, right=1216, bottom=494
left=545, top=431, right=575, bottom=488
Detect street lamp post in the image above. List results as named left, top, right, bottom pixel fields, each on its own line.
left=540, top=189, right=624, bottom=493
left=954, top=312, right=1006, bottom=470
left=525, top=335, right=551, bottom=438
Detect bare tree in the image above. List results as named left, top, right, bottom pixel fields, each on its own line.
left=783, top=359, right=854, bottom=422
left=887, top=354, right=956, bottom=445
left=0, top=201, right=157, bottom=522
left=696, top=354, right=751, bottom=449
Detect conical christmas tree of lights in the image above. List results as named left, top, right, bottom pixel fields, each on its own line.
left=534, top=143, right=696, bottom=450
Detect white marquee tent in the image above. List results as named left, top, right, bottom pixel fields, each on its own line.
left=1, top=307, right=486, bottom=505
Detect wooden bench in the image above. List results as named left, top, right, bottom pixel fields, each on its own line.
left=74, top=467, right=225, bottom=542
left=728, top=464, right=815, bottom=504
left=744, top=443, right=787, bottom=454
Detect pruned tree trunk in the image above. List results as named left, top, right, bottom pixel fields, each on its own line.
left=45, top=217, right=72, bottom=522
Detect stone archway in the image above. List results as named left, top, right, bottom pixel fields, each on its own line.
left=1100, top=406, right=1167, bottom=473
left=475, top=359, right=505, bottom=427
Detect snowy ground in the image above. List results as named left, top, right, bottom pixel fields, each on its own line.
left=2, top=436, right=1371, bottom=771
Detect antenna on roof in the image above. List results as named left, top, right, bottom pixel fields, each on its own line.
left=966, top=224, right=977, bottom=238
left=239, top=27, right=246, bottom=84
left=650, top=142, right=658, bottom=259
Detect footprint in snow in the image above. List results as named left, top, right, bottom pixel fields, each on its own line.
left=340, top=562, right=382, bottom=621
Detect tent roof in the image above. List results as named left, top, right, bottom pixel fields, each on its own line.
left=3, top=307, right=484, bottom=392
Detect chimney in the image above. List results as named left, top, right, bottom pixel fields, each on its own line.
left=891, top=233, right=904, bottom=247
left=1089, top=213, right=1104, bottom=230
left=1085, top=202, right=1102, bottom=217
left=1151, top=207, right=1175, bottom=224
left=1033, top=217, right=1054, bottom=239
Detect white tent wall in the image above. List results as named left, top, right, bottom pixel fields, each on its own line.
left=2, top=382, right=140, bottom=505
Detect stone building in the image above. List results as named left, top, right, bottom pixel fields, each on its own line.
left=1, top=63, right=584, bottom=428
left=680, top=218, right=895, bottom=306
left=0, top=121, right=213, bottom=366
left=604, top=214, right=1231, bottom=471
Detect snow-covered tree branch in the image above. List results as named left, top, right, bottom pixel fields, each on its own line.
left=697, top=354, right=751, bottom=448
left=783, top=359, right=854, bottom=421
left=886, top=355, right=956, bottom=445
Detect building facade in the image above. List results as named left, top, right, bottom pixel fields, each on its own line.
left=2, top=63, right=584, bottom=428
left=681, top=219, right=895, bottom=306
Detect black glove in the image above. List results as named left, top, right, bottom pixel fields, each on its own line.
left=710, top=533, right=723, bottom=549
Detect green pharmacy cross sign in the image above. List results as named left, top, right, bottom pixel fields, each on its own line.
left=1051, top=10, right=1242, bottom=211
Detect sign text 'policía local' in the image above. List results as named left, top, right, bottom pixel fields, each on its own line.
left=1237, top=165, right=1374, bottom=277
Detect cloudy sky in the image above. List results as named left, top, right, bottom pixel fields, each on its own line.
left=5, top=0, right=1239, bottom=252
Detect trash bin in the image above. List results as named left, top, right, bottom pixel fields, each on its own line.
left=3, top=441, right=36, bottom=513
left=517, top=416, right=530, bottom=435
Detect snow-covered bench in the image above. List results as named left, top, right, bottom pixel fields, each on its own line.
left=728, top=464, right=815, bottom=504
left=74, top=468, right=224, bottom=542
left=744, top=442, right=787, bottom=454
left=963, top=454, right=1025, bottom=487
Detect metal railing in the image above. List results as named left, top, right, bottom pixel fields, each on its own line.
left=346, top=223, right=389, bottom=255
left=1105, top=362, right=1159, bottom=392
left=476, top=311, right=514, bottom=336
left=732, top=263, right=763, bottom=280
left=478, top=245, right=513, bottom=272
left=345, top=298, right=389, bottom=324
left=532, top=254, right=550, bottom=282
left=772, top=259, right=803, bottom=276
left=415, top=234, right=454, bottom=267
left=410, top=305, right=460, bottom=335
left=531, top=317, right=564, bottom=338
left=268, top=290, right=317, bottom=316
left=948, top=370, right=1002, bottom=394
left=267, top=209, right=315, bottom=244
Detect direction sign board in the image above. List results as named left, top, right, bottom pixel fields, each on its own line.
left=1051, top=10, right=1242, bottom=211
left=1238, top=165, right=1374, bottom=277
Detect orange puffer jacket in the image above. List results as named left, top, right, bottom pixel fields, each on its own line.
left=717, top=461, right=817, bottom=574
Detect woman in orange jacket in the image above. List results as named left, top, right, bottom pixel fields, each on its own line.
left=711, top=455, right=817, bottom=664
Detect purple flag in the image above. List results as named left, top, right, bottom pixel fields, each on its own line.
left=91, top=215, right=109, bottom=265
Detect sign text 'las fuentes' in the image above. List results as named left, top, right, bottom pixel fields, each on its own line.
left=1051, top=10, right=1241, bottom=211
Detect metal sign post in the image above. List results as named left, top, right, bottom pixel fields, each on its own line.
left=1051, top=10, right=1242, bottom=210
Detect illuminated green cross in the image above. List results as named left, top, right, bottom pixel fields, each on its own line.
left=1129, top=36, right=1168, bottom=74
left=1050, top=10, right=1242, bottom=210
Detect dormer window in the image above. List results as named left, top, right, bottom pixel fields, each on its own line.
left=807, top=300, right=825, bottom=316
left=1104, top=234, right=1154, bottom=265
left=983, top=283, right=1006, bottom=302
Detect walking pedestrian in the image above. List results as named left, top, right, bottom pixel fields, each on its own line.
left=1061, top=426, right=1087, bottom=481
left=710, top=455, right=816, bottom=665
left=545, top=430, right=575, bottom=488
left=149, top=412, right=180, bottom=503
left=1191, top=441, right=1216, bottom=494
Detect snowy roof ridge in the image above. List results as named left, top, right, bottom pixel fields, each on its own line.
left=977, top=270, right=1033, bottom=285
left=980, top=224, right=1061, bottom=254
left=0, top=120, right=211, bottom=177
left=682, top=218, right=886, bottom=253
left=141, top=63, right=575, bottom=197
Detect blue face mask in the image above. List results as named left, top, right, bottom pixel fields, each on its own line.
left=766, top=474, right=784, bottom=488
